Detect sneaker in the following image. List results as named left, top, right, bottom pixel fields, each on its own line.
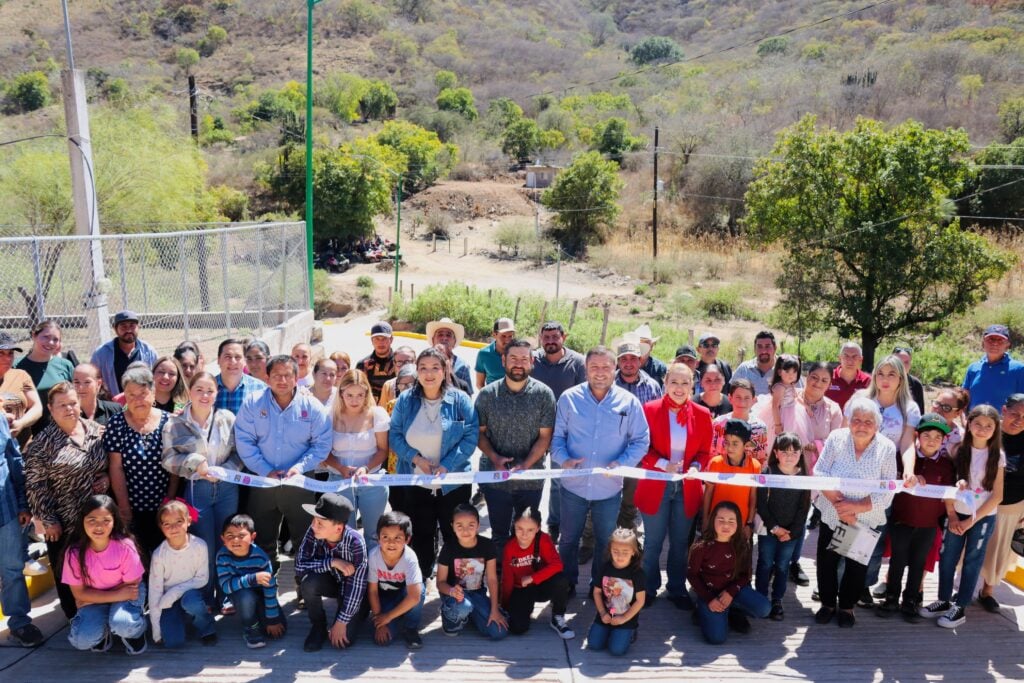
left=814, top=606, right=835, bottom=625
left=789, top=563, right=810, bottom=587
left=856, top=588, right=874, bottom=608
left=550, top=614, right=575, bottom=640
left=244, top=626, right=267, bottom=649
left=403, top=628, right=423, bottom=649
left=200, top=633, right=218, bottom=646
left=875, top=597, right=899, bottom=618
left=122, top=634, right=148, bottom=656
left=769, top=601, right=784, bottom=621
left=667, top=593, right=694, bottom=611
left=304, top=625, right=328, bottom=652
left=977, top=594, right=1000, bottom=614
left=442, top=625, right=461, bottom=637
left=728, top=610, right=751, bottom=634
left=918, top=600, right=951, bottom=619
left=937, top=604, right=966, bottom=629
left=837, top=610, right=856, bottom=628
left=871, top=582, right=888, bottom=599
left=900, top=601, right=921, bottom=624
left=8, top=623, right=44, bottom=648
left=220, top=602, right=236, bottom=616
left=91, top=630, right=113, bottom=653
left=22, top=559, right=49, bottom=577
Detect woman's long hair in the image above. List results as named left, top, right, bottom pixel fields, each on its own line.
left=412, top=346, right=451, bottom=397
left=152, top=356, right=189, bottom=406
left=699, top=500, right=750, bottom=581
left=865, top=355, right=913, bottom=423
left=66, top=495, right=141, bottom=586
left=955, top=405, right=1003, bottom=491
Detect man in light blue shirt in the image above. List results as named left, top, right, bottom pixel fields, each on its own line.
left=551, top=346, right=650, bottom=593
left=236, top=355, right=332, bottom=571
left=962, top=324, right=1024, bottom=409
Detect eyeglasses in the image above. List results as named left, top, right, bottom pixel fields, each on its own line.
left=932, top=401, right=955, bottom=413
left=701, top=342, right=719, bottom=348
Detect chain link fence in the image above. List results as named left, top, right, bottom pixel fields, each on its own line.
left=0, top=222, right=310, bottom=360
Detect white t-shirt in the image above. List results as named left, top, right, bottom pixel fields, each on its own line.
left=876, top=400, right=921, bottom=450
left=955, top=446, right=1007, bottom=516
left=368, top=545, right=423, bottom=593
left=332, top=406, right=390, bottom=471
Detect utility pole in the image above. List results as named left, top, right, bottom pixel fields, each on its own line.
left=188, top=74, right=199, bottom=141
left=61, top=0, right=109, bottom=347
left=652, top=126, right=659, bottom=259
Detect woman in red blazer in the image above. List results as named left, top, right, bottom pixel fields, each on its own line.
left=635, top=363, right=713, bottom=610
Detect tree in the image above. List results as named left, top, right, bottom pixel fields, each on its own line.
left=963, top=137, right=1024, bottom=228
left=3, top=71, right=51, bottom=113
left=629, top=36, right=683, bottom=65
left=175, top=47, right=200, bottom=75
left=595, top=117, right=645, bottom=164
left=501, top=118, right=540, bottom=163
left=264, top=138, right=407, bottom=240
left=359, top=80, right=398, bottom=120
left=756, top=36, right=789, bottom=57
left=433, top=69, right=458, bottom=92
left=436, top=86, right=478, bottom=120
left=542, top=151, right=622, bottom=257
left=373, top=120, right=457, bottom=193
left=958, top=74, right=983, bottom=107
left=744, top=115, right=1014, bottom=366
left=197, top=25, right=228, bottom=57
left=998, top=96, right=1024, bottom=143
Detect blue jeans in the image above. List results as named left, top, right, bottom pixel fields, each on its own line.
left=755, top=533, right=798, bottom=601
left=159, top=588, right=216, bottom=648
left=481, top=485, right=543, bottom=559
left=184, top=479, right=238, bottom=604
left=440, top=589, right=508, bottom=640
left=695, top=586, right=770, bottom=645
left=378, top=584, right=425, bottom=637
left=587, top=621, right=635, bottom=656
left=229, top=587, right=264, bottom=631
left=339, top=484, right=389, bottom=553
left=68, top=582, right=148, bottom=650
left=938, top=513, right=996, bottom=608
left=0, top=516, right=31, bottom=631
left=639, top=482, right=693, bottom=598
left=558, top=488, right=621, bottom=588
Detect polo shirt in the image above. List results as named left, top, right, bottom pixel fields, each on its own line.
left=962, top=353, right=1024, bottom=410
left=474, top=341, right=505, bottom=386
left=825, top=366, right=871, bottom=410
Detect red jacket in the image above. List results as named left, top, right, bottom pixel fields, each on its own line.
left=635, top=397, right=713, bottom=518
left=500, top=532, right=563, bottom=607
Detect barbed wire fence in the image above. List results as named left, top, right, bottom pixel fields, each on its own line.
left=0, top=222, right=309, bottom=360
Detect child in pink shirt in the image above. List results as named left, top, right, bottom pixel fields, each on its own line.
left=63, top=495, right=148, bottom=654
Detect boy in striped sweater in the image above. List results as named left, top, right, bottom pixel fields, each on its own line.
left=216, top=514, right=286, bottom=649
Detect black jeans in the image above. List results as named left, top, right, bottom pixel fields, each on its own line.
left=299, top=572, right=367, bottom=638
left=507, top=572, right=570, bottom=635
left=401, top=484, right=472, bottom=579
left=816, top=523, right=868, bottom=610
left=886, top=523, right=936, bottom=603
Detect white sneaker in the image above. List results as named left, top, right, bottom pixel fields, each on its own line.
left=918, top=600, right=950, bottom=619
left=550, top=614, right=575, bottom=639
left=22, top=559, right=48, bottom=576
left=937, top=604, right=966, bottom=629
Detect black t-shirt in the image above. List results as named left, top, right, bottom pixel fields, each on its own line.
left=437, top=536, right=497, bottom=592
left=697, top=395, right=733, bottom=418
left=1002, top=430, right=1024, bottom=505
left=591, top=561, right=645, bottom=629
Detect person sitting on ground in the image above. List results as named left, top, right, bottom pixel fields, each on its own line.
left=367, top=511, right=424, bottom=650
left=500, top=507, right=573, bottom=639
left=216, top=514, right=286, bottom=649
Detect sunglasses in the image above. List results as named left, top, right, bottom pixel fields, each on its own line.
left=893, top=346, right=913, bottom=355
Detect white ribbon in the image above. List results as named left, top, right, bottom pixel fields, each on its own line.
left=206, top=465, right=974, bottom=512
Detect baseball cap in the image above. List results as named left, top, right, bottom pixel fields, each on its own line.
left=301, top=493, right=353, bottom=524
left=112, top=310, right=140, bottom=326
left=724, top=418, right=752, bottom=442
left=370, top=321, right=393, bottom=337
left=494, top=318, right=516, bottom=333
left=674, top=345, right=698, bottom=360
left=916, top=413, right=952, bottom=435
left=698, top=333, right=720, bottom=346
left=0, top=331, right=24, bottom=352
left=615, top=338, right=643, bottom=359
left=984, top=324, right=1010, bottom=340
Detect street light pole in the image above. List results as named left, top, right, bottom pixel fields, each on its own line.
left=394, top=174, right=402, bottom=293
left=304, top=0, right=322, bottom=310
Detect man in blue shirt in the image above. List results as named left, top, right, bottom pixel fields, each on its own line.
left=214, top=338, right=266, bottom=414
left=0, top=415, right=44, bottom=647
left=89, top=310, right=158, bottom=395
left=551, top=347, right=650, bottom=594
left=963, top=324, right=1024, bottom=409
left=236, top=355, right=332, bottom=572
left=475, top=317, right=516, bottom=389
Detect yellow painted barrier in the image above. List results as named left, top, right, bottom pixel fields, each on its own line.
left=390, top=330, right=488, bottom=349
left=1005, top=563, right=1024, bottom=590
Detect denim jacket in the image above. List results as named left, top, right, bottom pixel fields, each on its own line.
left=389, top=387, right=477, bottom=495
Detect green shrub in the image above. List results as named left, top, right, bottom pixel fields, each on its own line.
left=696, top=284, right=754, bottom=320
left=634, top=284, right=649, bottom=296
left=197, top=25, right=228, bottom=57
left=356, top=275, right=375, bottom=288
left=910, top=335, right=977, bottom=385
left=3, top=71, right=51, bottom=113
left=494, top=221, right=535, bottom=257
left=630, top=36, right=683, bottom=65
left=436, top=87, right=478, bottom=120
left=313, top=269, right=333, bottom=318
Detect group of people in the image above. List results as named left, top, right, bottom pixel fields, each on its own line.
left=0, top=309, right=1021, bottom=659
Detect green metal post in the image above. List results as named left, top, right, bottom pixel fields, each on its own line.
left=303, top=0, right=321, bottom=310
left=394, top=173, right=402, bottom=293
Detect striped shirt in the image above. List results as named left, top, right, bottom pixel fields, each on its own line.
left=294, top=525, right=367, bottom=625
left=215, top=374, right=265, bottom=415
left=216, top=545, right=283, bottom=626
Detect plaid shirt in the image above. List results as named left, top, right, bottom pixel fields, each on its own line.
left=0, top=418, right=28, bottom=528
left=294, top=525, right=367, bottom=624
left=615, top=370, right=664, bottom=406
left=215, top=374, right=265, bottom=414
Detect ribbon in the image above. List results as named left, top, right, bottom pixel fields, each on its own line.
left=206, top=465, right=975, bottom=512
